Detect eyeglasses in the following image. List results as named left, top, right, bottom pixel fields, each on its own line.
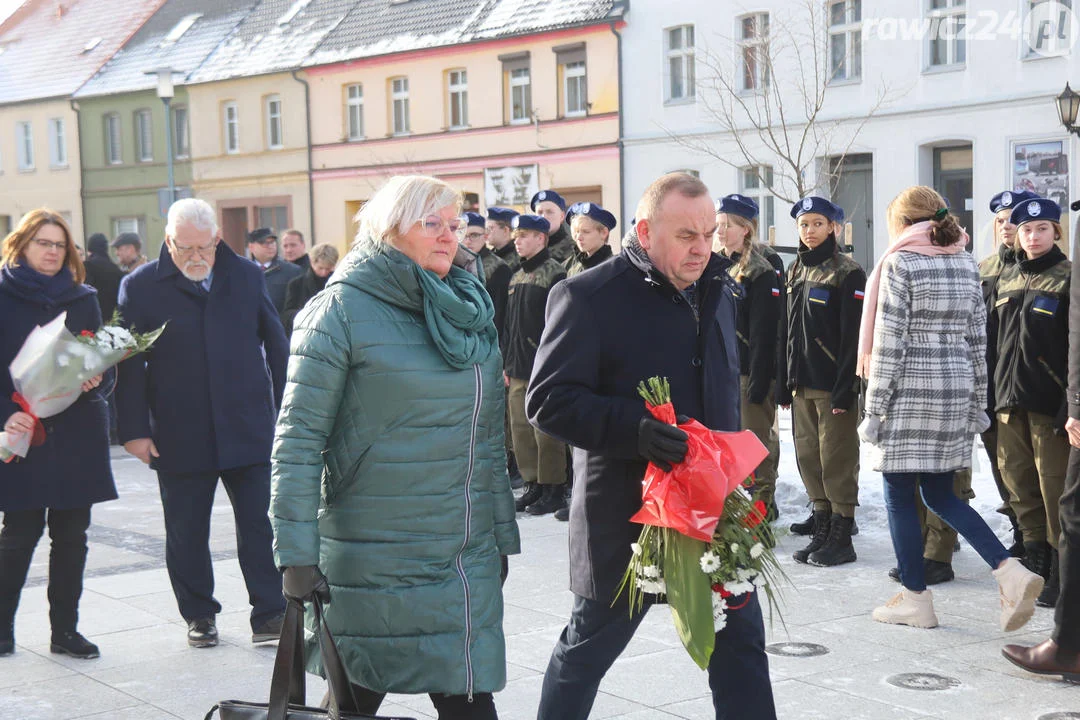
left=32, top=238, right=66, bottom=252
left=172, top=239, right=219, bottom=258
left=459, top=228, right=488, bottom=241
left=416, top=215, right=465, bottom=238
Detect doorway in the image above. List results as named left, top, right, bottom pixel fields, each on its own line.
left=221, top=207, right=248, bottom=255
left=829, top=153, right=874, bottom=271
left=933, top=145, right=973, bottom=250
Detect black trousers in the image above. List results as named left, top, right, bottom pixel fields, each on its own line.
left=0, top=506, right=91, bottom=635
left=322, top=684, right=497, bottom=720
left=1055, top=448, right=1080, bottom=652
left=156, top=463, right=285, bottom=628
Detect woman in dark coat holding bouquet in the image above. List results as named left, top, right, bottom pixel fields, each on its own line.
left=0, top=209, right=116, bottom=659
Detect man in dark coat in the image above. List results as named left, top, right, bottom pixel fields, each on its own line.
left=82, top=233, right=123, bottom=322
left=247, top=228, right=302, bottom=314
left=460, top=212, right=511, bottom=336
left=532, top=189, right=575, bottom=263
left=526, top=173, right=775, bottom=720
left=280, top=228, right=310, bottom=270
left=115, top=199, right=288, bottom=649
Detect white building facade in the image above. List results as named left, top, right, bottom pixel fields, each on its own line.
left=620, top=0, right=1079, bottom=268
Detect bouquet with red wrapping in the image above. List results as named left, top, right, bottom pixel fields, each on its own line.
left=616, top=377, right=786, bottom=669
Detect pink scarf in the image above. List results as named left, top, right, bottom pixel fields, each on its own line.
left=856, top=221, right=968, bottom=378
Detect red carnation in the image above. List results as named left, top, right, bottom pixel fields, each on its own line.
left=80, top=330, right=95, bottom=338
left=744, top=500, right=767, bottom=528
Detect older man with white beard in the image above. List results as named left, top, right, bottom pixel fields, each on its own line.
left=115, top=198, right=288, bottom=649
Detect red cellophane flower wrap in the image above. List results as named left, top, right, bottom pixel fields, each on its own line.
left=630, top=400, right=769, bottom=542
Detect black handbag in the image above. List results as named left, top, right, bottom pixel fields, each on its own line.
left=204, top=597, right=415, bottom=720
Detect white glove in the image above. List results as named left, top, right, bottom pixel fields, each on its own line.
left=971, top=410, right=991, bottom=435
left=858, top=415, right=882, bottom=444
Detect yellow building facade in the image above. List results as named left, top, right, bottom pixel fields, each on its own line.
left=307, top=24, right=623, bottom=252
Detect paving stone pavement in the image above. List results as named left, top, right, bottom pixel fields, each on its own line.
left=2, top=414, right=1078, bottom=719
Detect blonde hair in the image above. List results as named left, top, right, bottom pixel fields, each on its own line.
left=570, top=213, right=610, bottom=240
left=722, top=213, right=758, bottom=278
left=310, top=242, right=339, bottom=266
left=354, top=175, right=462, bottom=249
left=886, top=185, right=964, bottom=247
left=1, top=208, right=85, bottom=283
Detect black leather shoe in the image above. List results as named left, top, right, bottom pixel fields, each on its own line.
left=187, top=617, right=218, bottom=648
left=923, top=559, right=954, bottom=585
left=554, top=506, right=569, bottom=521
left=252, top=613, right=284, bottom=643
left=790, top=511, right=815, bottom=536
left=515, top=482, right=542, bottom=512
left=0, top=633, right=13, bottom=657
left=50, top=631, right=99, bottom=659
left=526, top=485, right=567, bottom=516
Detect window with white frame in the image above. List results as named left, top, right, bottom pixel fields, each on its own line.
left=829, top=1, right=862, bottom=81
left=48, top=118, right=67, bottom=167
left=135, top=109, right=153, bottom=162
left=113, top=217, right=142, bottom=237
left=448, top=70, right=468, bottom=129
left=564, top=61, right=587, bottom=116
left=391, top=78, right=410, bottom=135
left=739, top=13, right=770, bottom=92
left=510, top=67, right=531, bottom=123
left=256, top=205, right=288, bottom=230
left=105, top=113, right=122, bottom=165
left=1023, top=0, right=1074, bottom=58
left=346, top=84, right=363, bottom=140
left=16, top=121, right=33, bottom=171
left=266, top=95, right=283, bottom=149
left=223, top=102, right=239, bottom=154
left=739, top=165, right=775, bottom=245
left=172, top=105, right=189, bottom=158
left=927, top=0, right=966, bottom=68
left=664, top=25, right=695, bottom=103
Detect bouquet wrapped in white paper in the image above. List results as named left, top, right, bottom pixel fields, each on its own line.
left=0, top=312, right=164, bottom=463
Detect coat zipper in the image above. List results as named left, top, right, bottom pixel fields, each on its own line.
left=455, top=363, right=482, bottom=701
left=1005, top=274, right=1033, bottom=406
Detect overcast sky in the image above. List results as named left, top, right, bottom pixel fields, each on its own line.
left=0, top=0, right=21, bottom=25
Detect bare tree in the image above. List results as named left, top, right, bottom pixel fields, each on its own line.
left=667, top=0, right=897, bottom=204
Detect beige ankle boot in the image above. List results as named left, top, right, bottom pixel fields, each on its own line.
left=872, top=588, right=938, bottom=628
left=993, top=557, right=1044, bottom=632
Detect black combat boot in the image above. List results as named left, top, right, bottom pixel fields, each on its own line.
left=515, top=482, right=542, bottom=512
left=790, top=510, right=816, bottom=536
left=1037, top=547, right=1060, bottom=608
left=1023, top=541, right=1051, bottom=578
left=808, top=514, right=857, bottom=567
left=525, top=484, right=567, bottom=516
left=1007, top=519, right=1025, bottom=558
left=792, top=511, right=831, bottom=564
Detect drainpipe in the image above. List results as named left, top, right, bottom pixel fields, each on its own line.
left=69, top=97, right=87, bottom=237
left=291, top=69, right=316, bottom=243
left=610, top=4, right=627, bottom=235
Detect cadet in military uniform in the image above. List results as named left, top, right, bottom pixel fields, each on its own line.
left=532, top=190, right=575, bottom=264
left=505, top=214, right=568, bottom=516
left=781, top=196, right=865, bottom=567
left=486, top=207, right=521, bottom=272
left=714, top=194, right=782, bottom=516
left=461, top=212, right=511, bottom=336
left=991, top=197, right=1071, bottom=607
left=565, top=202, right=616, bottom=278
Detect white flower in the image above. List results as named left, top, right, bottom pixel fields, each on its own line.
left=56, top=353, right=70, bottom=367
left=725, top=580, right=754, bottom=597
left=736, top=486, right=752, bottom=501
left=98, top=326, right=134, bottom=348
left=642, top=565, right=660, bottom=579
left=750, top=543, right=764, bottom=559
left=753, top=574, right=768, bottom=589
left=631, top=542, right=642, bottom=557
left=714, top=613, right=728, bottom=632
left=636, top=577, right=667, bottom=594
left=699, top=551, right=721, bottom=574
left=736, top=567, right=755, bottom=582
left=730, top=543, right=739, bottom=553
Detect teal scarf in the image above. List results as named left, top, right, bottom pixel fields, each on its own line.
left=414, top=264, right=498, bottom=369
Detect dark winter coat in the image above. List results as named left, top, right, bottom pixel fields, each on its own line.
left=0, top=266, right=116, bottom=512
left=1069, top=237, right=1080, bottom=421
left=260, top=257, right=303, bottom=314
left=980, top=243, right=1017, bottom=412
left=547, top=222, right=575, bottom=264
left=526, top=234, right=741, bottom=602
left=564, top=244, right=613, bottom=279
left=728, top=249, right=782, bottom=405
left=292, top=253, right=311, bottom=271
left=83, top=252, right=123, bottom=322
left=493, top=243, right=521, bottom=273
left=478, top=247, right=511, bottom=339
left=115, top=242, right=289, bottom=474
left=281, top=267, right=328, bottom=336
left=990, top=246, right=1071, bottom=421
left=503, top=248, right=566, bottom=380
left=780, top=236, right=866, bottom=410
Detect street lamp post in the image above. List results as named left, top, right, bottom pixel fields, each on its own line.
left=147, top=68, right=178, bottom=206
left=1057, top=82, right=1080, bottom=137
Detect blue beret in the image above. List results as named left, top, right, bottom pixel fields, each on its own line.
left=566, top=202, right=616, bottom=230
left=990, top=189, right=1040, bottom=214
left=463, top=211, right=485, bottom=228
left=715, top=194, right=758, bottom=221
left=835, top=206, right=845, bottom=225
left=790, top=196, right=842, bottom=223
left=531, top=190, right=567, bottom=212
left=486, top=207, right=519, bottom=224
left=1009, top=197, right=1061, bottom=226
left=511, top=214, right=551, bottom=234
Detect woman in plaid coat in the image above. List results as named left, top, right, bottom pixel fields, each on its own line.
left=860, top=186, right=1044, bottom=632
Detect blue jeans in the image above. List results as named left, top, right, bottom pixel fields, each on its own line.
left=537, top=592, right=775, bottom=720
left=883, top=471, right=1010, bottom=591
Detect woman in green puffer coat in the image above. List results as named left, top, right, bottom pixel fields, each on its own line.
left=270, top=175, right=520, bottom=720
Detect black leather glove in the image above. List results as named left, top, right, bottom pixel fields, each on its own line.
left=637, top=416, right=689, bottom=472
left=500, top=555, right=509, bottom=587
left=282, top=565, right=330, bottom=605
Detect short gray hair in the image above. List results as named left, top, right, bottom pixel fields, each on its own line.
left=353, top=175, right=461, bottom=250
left=310, top=242, right=339, bottom=266
left=166, top=198, right=219, bottom=238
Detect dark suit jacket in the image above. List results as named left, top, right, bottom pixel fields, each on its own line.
left=115, top=243, right=288, bottom=474
left=83, top=252, right=123, bottom=322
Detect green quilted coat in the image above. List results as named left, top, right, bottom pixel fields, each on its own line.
left=270, top=241, right=521, bottom=696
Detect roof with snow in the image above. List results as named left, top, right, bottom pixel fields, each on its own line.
left=0, top=0, right=166, bottom=104
left=75, top=0, right=257, bottom=98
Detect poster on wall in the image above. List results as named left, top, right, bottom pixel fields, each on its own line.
left=1011, top=138, right=1071, bottom=250
left=484, top=164, right=539, bottom=209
